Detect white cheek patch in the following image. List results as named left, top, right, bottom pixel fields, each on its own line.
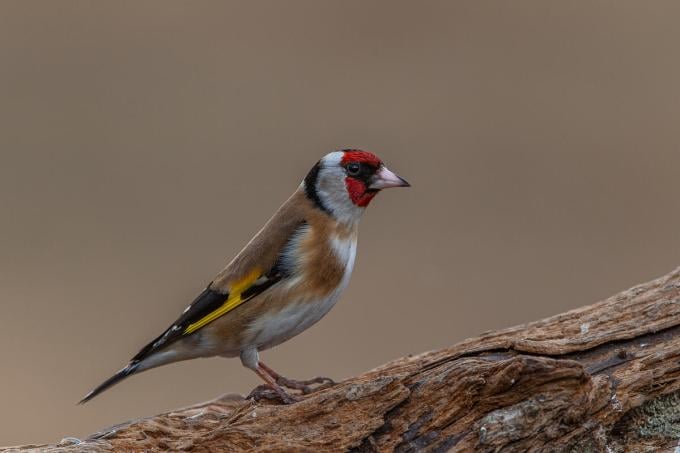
left=315, top=152, right=366, bottom=226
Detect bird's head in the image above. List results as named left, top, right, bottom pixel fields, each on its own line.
left=303, top=149, right=410, bottom=224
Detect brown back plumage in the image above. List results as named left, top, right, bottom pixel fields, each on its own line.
left=212, top=190, right=311, bottom=291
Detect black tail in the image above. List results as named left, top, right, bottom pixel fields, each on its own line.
left=79, top=362, right=140, bottom=404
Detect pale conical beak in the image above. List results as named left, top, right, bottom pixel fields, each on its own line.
left=369, top=166, right=410, bottom=190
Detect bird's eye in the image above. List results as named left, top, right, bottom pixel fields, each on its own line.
left=346, top=162, right=361, bottom=176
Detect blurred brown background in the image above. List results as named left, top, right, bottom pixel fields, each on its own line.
left=1, top=0, right=680, bottom=445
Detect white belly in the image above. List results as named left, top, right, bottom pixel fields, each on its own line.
left=247, top=235, right=356, bottom=351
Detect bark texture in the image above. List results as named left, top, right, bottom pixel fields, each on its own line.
left=5, top=268, right=680, bottom=452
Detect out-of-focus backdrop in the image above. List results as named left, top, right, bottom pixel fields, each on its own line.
left=2, top=1, right=680, bottom=445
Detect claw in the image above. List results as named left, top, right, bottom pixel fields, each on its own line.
left=251, top=361, right=335, bottom=400
left=276, top=376, right=336, bottom=394
left=247, top=384, right=299, bottom=405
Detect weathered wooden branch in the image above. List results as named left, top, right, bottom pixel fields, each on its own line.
left=6, top=268, right=680, bottom=452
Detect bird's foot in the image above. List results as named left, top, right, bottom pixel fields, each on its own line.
left=276, top=376, right=336, bottom=395
left=247, top=384, right=299, bottom=405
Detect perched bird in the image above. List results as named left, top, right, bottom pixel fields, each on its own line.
left=80, top=149, right=409, bottom=404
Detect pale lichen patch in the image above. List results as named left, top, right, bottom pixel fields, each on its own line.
left=609, top=390, right=680, bottom=449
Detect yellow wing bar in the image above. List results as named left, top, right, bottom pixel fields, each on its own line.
left=183, top=268, right=261, bottom=335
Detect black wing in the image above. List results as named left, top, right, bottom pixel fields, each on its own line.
left=131, top=266, right=287, bottom=363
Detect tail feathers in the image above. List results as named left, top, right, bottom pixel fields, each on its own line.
left=79, top=362, right=140, bottom=404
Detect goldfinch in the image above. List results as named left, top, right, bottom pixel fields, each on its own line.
left=80, top=149, right=409, bottom=404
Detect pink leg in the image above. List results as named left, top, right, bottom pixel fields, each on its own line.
left=259, top=362, right=335, bottom=395
left=249, top=364, right=299, bottom=404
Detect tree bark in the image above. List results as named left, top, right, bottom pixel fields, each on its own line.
left=5, top=267, right=680, bottom=452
